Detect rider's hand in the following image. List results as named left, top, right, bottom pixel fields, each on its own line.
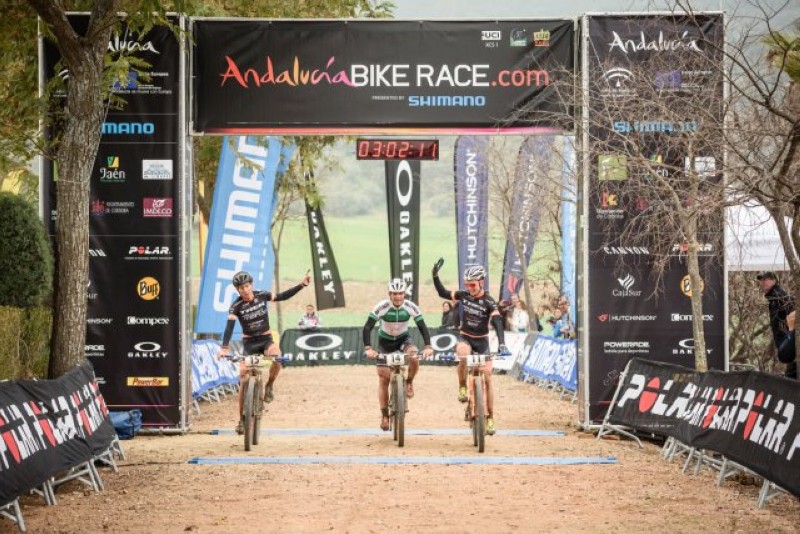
left=217, top=347, right=229, bottom=360
left=364, top=347, right=378, bottom=360
left=422, top=345, right=434, bottom=360
left=301, top=270, right=311, bottom=287
left=432, top=257, right=444, bottom=276
left=498, top=344, right=511, bottom=357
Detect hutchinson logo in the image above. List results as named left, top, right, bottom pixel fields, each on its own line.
left=680, top=275, right=704, bottom=297
left=143, top=197, right=173, bottom=218
left=137, top=277, right=160, bottom=300
left=127, top=376, right=169, bottom=387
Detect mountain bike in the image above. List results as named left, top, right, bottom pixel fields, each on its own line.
left=378, top=351, right=413, bottom=447
left=227, top=354, right=288, bottom=451
left=443, top=352, right=498, bottom=453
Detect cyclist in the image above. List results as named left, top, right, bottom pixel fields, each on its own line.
left=218, top=270, right=311, bottom=434
left=432, top=259, right=510, bottom=435
left=363, top=279, right=434, bottom=431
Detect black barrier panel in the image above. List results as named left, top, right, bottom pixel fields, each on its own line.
left=42, top=15, right=184, bottom=427
left=192, top=20, right=574, bottom=133
left=0, top=363, right=115, bottom=507
left=610, top=358, right=800, bottom=497
left=279, top=326, right=459, bottom=366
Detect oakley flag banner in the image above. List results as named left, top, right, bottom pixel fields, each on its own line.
left=304, top=172, right=345, bottom=310
left=385, top=160, right=421, bottom=303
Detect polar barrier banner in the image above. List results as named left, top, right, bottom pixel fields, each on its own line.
left=521, top=336, right=578, bottom=391
left=0, top=363, right=115, bottom=507
left=190, top=340, right=239, bottom=399
left=610, top=358, right=800, bottom=497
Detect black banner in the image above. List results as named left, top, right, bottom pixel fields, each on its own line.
left=0, top=363, right=115, bottom=506
left=385, top=160, right=421, bottom=303
left=582, top=14, right=726, bottom=422
left=42, top=16, right=185, bottom=427
left=304, top=172, right=345, bottom=310
left=192, top=20, right=574, bottom=133
left=611, top=358, right=800, bottom=498
left=279, top=326, right=459, bottom=366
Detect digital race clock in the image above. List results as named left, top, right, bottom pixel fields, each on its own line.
left=356, top=139, right=439, bottom=160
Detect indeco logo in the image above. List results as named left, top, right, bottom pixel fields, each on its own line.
left=137, top=277, right=160, bottom=300
left=680, top=275, right=704, bottom=297
left=143, top=198, right=173, bottom=218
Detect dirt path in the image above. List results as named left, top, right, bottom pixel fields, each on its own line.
left=17, top=366, right=800, bottom=533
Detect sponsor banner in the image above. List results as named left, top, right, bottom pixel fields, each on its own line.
left=583, top=14, right=726, bottom=422
left=192, top=20, right=574, bottom=133
left=500, top=135, right=555, bottom=301
left=521, top=335, right=578, bottom=391
left=279, top=326, right=462, bottom=366
left=385, top=160, right=421, bottom=303
left=190, top=340, right=239, bottom=399
left=0, top=363, right=115, bottom=506
left=304, top=171, right=345, bottom=310
left=610, top=358, right=800, bottom=498
left=41, top=15, right=184, bottom=428
left=195, top=136, right=284, bottom=335
left=560, top=136, right=577, bottom=316
left=454, top=136, right=490, bottom=290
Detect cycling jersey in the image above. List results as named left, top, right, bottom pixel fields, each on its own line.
left=370, top=299, right=424, bottom=340
left=451, top=290, right=499, bottom=338
left=228, top=290, right=274, bottom=336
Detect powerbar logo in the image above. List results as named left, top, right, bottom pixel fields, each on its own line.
left=603, top=341, right=650, bottom=354
left=617, top=374, right=800, bottom=461
left=126, top=377, right=169, bottom=387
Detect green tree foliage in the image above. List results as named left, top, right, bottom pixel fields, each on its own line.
left=0, top=192, right=53, bottom=307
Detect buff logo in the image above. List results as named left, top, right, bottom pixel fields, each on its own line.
left=137, top=277, right=160, bottom=300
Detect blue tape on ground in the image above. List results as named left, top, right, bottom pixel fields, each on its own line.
left=209, top=428, right=565, bottom=437
left=188, top=456, right=617, bottom=466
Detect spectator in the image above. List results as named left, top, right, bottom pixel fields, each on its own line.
left=298, top=304, right=322, bottom=330
left=440, top=300, right=458, bottom=329
left=509, top=294, right=537, bottom=333
left=553, top=295, right=575, bottom=339
left=758, top=271, right=796, bottom=379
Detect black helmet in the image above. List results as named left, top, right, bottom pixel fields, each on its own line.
left=232, top=271, right=253, bottom=287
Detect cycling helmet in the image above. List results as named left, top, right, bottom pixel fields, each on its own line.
left=387, top=278, right=407, bottom=293
left=463, top=266, right=486, bottom=281
left=232, top=271, right=253, bottom=287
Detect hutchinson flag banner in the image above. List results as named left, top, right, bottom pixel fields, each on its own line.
left=304, top=171, right=345, bottom=310
left=610, top=358, right=800, bottom=498
left=41, top=16, right=186, bottom=428
left=499, top=135, right=555, bottom=301
left=192, top=19, right=574, bottom=133
left=454, top=137, right=490, bottom=290
left=195, top=136, right=286, bottom=335
left=560, top=136, right=577, bottom=316
left=385, top=160, right=421, bottom=303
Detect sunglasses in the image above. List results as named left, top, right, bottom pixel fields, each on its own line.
left=465, top=281, right=480, bottom=288
left=389, top=291, right=406, bottom=296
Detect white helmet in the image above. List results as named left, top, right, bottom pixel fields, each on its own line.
left=463, top=266, right=486, bottom=281
left=387, top=279, right=407, bottom=293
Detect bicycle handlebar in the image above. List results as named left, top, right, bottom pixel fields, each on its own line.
left=226, top=354, right=290, bottom=364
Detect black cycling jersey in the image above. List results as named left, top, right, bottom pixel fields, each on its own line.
left=451, top=289, right=499, bottom=337
left=228, top=290, right=274, bottom=336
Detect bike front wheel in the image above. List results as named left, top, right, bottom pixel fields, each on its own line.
left=473, top=375, right=486, bottom=453
left=252, top=377, right=263, bottom=445
left=243, top=378, right=256, bottom=452
left=395, top=375, right=406, bottom=448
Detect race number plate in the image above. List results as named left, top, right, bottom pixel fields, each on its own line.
left=244, top=355, right=268, bottom=367
left=466, top=354, right=486, bottom=366
left=385, top=353, right=406, bottom=366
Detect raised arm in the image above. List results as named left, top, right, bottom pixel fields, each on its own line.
left=432, top=258, right=454, bottom=299
left=272, top=271, right=311, bottom=302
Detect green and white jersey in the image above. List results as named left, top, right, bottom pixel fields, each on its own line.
left=369, top=299, right=424, bottom=340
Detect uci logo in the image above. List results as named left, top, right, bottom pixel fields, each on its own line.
left=137, top=277, right=160, bottom=300
left=295, top=333, right=343, bottom=351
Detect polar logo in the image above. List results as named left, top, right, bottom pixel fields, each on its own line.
left=295, top=333, right=343, bottom=351
left=134, top=341, right=161, bottom=352
left=430, top=333, right=457, bottom=352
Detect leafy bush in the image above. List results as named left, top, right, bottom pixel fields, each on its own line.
left=0, top=192, right=53, bottom=306
left=0, top=306, right=51, bottom=379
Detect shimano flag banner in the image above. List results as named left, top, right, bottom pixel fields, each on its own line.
left=499, top=135, right=555, bottom=301
left=454, top=137, right=490, bottom=291
left=610, top=358, right=800, bottom=498
left=385, top=160, right=421, bottom=303
left=195, top=136, right=284, bottom=335
left=192, top=20, right=574, bottom=133
left=304, top=172, right=345, bottom=310
left=561, top=136, right=577, bottom=316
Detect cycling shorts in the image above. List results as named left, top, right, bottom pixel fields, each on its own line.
left=243, top=333, right=274, bottom=356
left=376, top=335, right=415, bottom=366
left=457, top=333, right=490, bottom=356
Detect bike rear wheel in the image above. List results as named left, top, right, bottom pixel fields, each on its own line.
left=473, top=376, right=486, bottom=453
left=395, top=374, right=406, bottom=448
left=252, top=377, right=263, bottom=445
left=243, top=378, right=256, bottom=452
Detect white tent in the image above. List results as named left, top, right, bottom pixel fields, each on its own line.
left=726, top=201, right=790, bottom=272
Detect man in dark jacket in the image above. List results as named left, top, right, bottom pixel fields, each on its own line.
left=758, top=271, right=796, bottom=379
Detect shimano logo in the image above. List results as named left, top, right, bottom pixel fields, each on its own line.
left=671, top=313, right=714, bottom=322
left=127, top=316, right=170, bottom=326
left=102, top=122, right=154, bottom=135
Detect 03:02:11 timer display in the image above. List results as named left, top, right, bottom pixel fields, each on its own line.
left=356, top=139, right=439, bottom=160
